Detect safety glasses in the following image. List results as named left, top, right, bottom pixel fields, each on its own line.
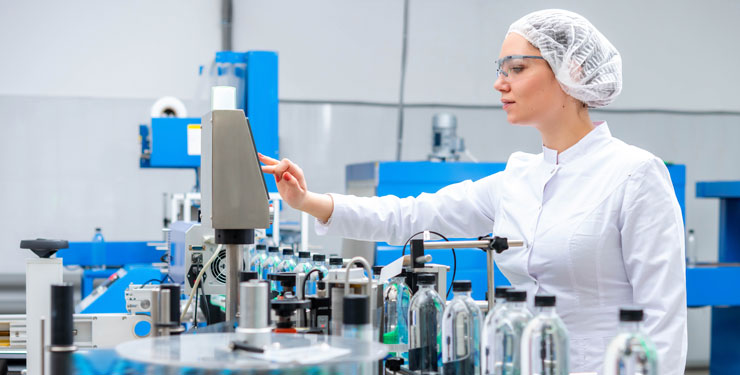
left=495, top=55, right=546, bottom=80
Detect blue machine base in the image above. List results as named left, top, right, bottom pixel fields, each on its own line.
left=79, top=266, right=164, bottom=314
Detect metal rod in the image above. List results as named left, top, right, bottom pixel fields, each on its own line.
left=226, top=244, right=241, bottom=321
left=422, top=239, right=525, bottom=249
left=487, top=249, right=495, bottom=312
left=395, top=0, right=410, bottom=161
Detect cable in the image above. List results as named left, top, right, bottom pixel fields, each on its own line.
left=400, top=231, right=456, bottom=298
left=301, top=268, right=323, bottom=297
left=139, top=279, right=162, bottom=288
left=194, top=279, right=199, bottom=328
left=180, top=244, right=222, bottom=322
left=199, top=281, right=211, bottom=325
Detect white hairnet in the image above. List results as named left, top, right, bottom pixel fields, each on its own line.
left=507, top=9, right=622, bottom=107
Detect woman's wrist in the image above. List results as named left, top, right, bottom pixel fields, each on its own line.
left=300, top=191, right=334, bottom=223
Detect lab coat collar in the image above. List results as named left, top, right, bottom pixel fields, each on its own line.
left=542, top=121, right=611, bottom=165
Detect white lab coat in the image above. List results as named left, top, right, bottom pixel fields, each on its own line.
left=316, top=122, right=687, bottom=374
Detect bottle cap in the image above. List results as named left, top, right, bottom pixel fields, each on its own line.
left=494, top=286, right=513, bottom=299
left=343, top=295, right=369, bottom=325
left=372, top=266, right=384, bottom=276
left=417, top=273, right=437, bottom=285
left=619, top=307, right=644, bottom=322
left=329, top=257, right=344, bottom=266
left=240, top=271, right=259, bottom=282
left=95, top=227, right=101, bottom=231
left=268, top=246, right=279, bottom=253
left=452, top=280, right=472, bottom=292
left=312, top=254, right=326, bottom=262
left=534, top=294, right=556, bottom=307
left=298, top=251, right=310, bottom=258
left=506, top=289, right=527, bottom=302
left=256, top=244, right=267, bottom=251
left=282, top=249, right=293, bottom=256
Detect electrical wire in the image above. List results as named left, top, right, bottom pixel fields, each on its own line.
left=400, top=231, right=456, bottom=298
left=139, top=279, right=162, bottom=288
left=180, top=244, right=222, bottom=322
left=199, top=281, right=211, bottom=325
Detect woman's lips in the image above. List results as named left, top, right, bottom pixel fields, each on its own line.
left=503, top=102, right=514, bottom=110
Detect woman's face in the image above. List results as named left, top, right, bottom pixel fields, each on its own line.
left=494, top=33, right=572, bottom=127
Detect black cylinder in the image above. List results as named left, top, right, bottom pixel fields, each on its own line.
left=240, top=271, right=259, bottom=282
left=50, top=283, right=74, bottom=347
left=160, top=284, right=181, bottom=325
left=215, top=229, right=254, bottom=244
left=343, top=295, right=369, bottom=325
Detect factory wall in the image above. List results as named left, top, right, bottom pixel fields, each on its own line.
left=1, top=0, right=738, bottom=367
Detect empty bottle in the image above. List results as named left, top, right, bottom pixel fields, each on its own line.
left=307, top=254, right=329, bottom=295
left=686, top=229, right=697, bottom=267
left=277, top=248, right=297, bottom=272
left=91, top=227, right=106, bottom=269
left=494, top=289, right=533, bottom=375
left=483, top=286, right=512, bottom=374
left=408, top=273, right=444, bottom=372
left=263, top=246, right=282, bottom=280
left=294, top=251, right=312, bottom=274
left=249, top=244, right=268, bottom=278
left=603, top=307, right=658, bottom=375
left=442, top=280, right=482, bottom=375
left=521, top=295, right=569, bottom=375
left=383, top=270, right=412, bottom=359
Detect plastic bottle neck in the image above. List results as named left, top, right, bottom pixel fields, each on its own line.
left=418, top=283, right=435, bottom=292
left=536, top=305, right=557, bottom=316
left=454, top=290, right=472, bottom=300
left=508, top=301, right=526, bottom=310
left=619, top=320, right=642, bottom=333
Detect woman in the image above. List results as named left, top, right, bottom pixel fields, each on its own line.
left=260, top=9, right=687, bottom=374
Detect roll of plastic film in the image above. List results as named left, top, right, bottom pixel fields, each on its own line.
left=150, top=96, right=188, bottom=118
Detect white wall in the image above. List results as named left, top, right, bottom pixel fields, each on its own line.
left=0, top=0, right=220, bottom=99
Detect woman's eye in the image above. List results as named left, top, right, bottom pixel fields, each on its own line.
left=511, top=66, right=524, bottom=73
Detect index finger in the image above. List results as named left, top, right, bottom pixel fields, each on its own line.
left=258, top=153, right=279, bottom=166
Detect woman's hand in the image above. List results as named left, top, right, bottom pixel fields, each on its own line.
left=259, top=153, right=334, bottom=222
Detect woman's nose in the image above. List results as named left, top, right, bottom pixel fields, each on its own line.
left=493, top=74, right=509, bottom=93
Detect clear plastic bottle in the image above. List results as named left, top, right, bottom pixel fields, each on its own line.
left=329, top=257, right=344, bottom=270
left=494, top=289, right=533, bottom=375
left=442, top=280, right=482, bottom=375
left=521, top=295, right=569, bottom=375
left=294, top=251, right=312, bottom=274
left=408, top=273, right=445, bottom=372
left=483, top=286, right=512, bottom=374
left=603, top=307, right=658, bottom=375
left=686, top=229, right=697, bottom=267
left=262, top=246, right=281, bottom=280
left=91, top=228, right=106, bottom=269
left=277, top=249, right=296, bottom=272
left=383, top=271, right=412, bottom=359
left=249, top=244, right=268, bottom=278
left=307, top=254, right=329, bottom=295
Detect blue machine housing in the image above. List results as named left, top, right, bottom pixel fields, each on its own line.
left=139, top=51, right=279, bottom=193
left=694, top=180, right=740, bottom=375
left=355, top=161, right=686, bottom=301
